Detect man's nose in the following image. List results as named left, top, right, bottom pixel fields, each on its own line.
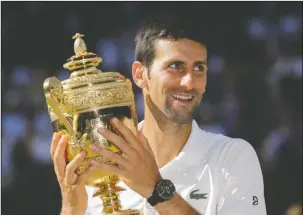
left=180, top=72, right=195, bottom=90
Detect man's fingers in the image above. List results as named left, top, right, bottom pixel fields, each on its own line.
left=90, top=144, right=129, bottom=168
left=53, top=135, right=68, bottom=181
left=97, top=127, right=133, bottom=156
left=77, top=165, right=97, bottom=184
left=110, top=118, right=138, bottom=145
left=65, top=151, right=86, bottom=184
left=91, top=160, right=125, bottom=178
left=50, top=132, right=61, bottom=157
left=65, top=151, right=87, bottom=185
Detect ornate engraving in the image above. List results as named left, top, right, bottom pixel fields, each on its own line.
left=63, top=83, right=133, bottom=114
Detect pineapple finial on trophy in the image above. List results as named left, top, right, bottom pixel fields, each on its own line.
left=63, top=33, right=102, bottom=75
left=72, top=33, right=87, bottom=56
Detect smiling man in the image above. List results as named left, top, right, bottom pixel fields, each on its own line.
left=50, top=19, right=267, bottom=215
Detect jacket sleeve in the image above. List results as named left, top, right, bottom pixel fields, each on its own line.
left=216, top=140, right=267, bottom=215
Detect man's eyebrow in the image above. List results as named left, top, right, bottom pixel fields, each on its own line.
left=193, top=60, right=207, bottom=65
left=164, top=59, right=186, bottom=65
left=163, top=59, right=207, bottom=66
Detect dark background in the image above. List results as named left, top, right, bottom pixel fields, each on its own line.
left=1, top=2, right=302, bottom=215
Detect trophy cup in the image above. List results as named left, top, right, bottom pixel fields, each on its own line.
left=43, top=33, right=141, bottom=215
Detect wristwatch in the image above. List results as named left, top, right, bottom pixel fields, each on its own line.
left=147, top=178, right=176, bottom=206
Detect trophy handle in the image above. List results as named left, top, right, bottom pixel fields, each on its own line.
left=43, top=77, right=76, bottom=137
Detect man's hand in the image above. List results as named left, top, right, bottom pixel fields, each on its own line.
left=90, top=118, right=201, bottom=215
left=89, top=117, right=161, bottom=198
left=50, top=132, right=96, bottom=215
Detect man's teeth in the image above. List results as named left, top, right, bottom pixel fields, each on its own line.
left=172, top=94, right=193, bottom=101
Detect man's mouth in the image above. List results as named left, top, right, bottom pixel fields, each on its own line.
left=171, top=94, right=194, bottom=102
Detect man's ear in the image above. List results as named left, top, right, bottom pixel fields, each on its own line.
left=132, top=61, right=148, bottom=89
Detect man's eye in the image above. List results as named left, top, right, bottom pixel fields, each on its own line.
left=194, top=64, right=205, bottom=72
left=169, top=62, right=184, bottom=70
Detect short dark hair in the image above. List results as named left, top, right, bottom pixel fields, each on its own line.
left=135, top=18, right=208, bottom=70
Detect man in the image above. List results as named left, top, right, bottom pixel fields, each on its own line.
left=50, top=20, right=267, bottom=215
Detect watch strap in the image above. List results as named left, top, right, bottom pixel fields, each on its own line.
left=147, top=179, right=175, bottom=206
left=147, top=192, right=164, bottom=206
left=147, top=179, right=162, bottom=206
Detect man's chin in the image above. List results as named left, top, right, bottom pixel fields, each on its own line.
left=170, top=117, right=193, bottom=124
left=165, top=110, right=194, bottom=124
left=164, top=105, right=200, bottom=124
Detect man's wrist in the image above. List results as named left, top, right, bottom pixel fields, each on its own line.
left=153, top=193, right=178, bottom=209
left=142, top=175, right=162, bottom=198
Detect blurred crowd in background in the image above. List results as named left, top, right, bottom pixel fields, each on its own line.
left=1, top=2, right=302, bottom=215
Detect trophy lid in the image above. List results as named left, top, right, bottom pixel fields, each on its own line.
left=60, top=33, right=134, bottom=114
left=62, top=33, right=125, bottom=85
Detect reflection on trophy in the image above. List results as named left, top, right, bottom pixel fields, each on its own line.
left=43, top=33, right=141, bottom=215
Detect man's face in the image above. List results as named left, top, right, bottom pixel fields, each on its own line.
left=145, top=38, right=207, bottom=124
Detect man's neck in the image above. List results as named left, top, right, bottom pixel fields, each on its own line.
left=141, top=108, right=193, bottom=169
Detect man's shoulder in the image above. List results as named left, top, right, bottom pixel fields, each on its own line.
left=196, top=128, right=257, bottom=165
left=198, top=128, right=252, bottom=151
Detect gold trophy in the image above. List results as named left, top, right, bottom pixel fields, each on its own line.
left=43, top=33, right=141, bottom=215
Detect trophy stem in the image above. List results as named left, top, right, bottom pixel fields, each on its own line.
left=102, top=183, right=123, bottom=214
left=93, top=176, right=123, bottom=214
left=93, top=175, right=142, bottom=215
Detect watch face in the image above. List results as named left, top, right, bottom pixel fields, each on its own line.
left=157, top=180, right=176, bottom=200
